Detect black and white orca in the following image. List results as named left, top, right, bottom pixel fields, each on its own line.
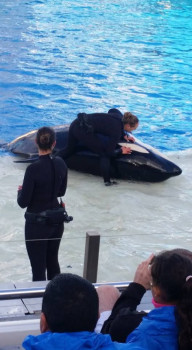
left=4, top=124, right=182, bottom=182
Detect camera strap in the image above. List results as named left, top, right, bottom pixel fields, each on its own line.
left=49, top=155, right=57, bottom=209
left=50, top=156, right=65, bottom=209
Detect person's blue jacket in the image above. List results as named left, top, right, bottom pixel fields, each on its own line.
left=23, top=331, right=144, bottom=350
left=126, top=306, right=178, bottom=350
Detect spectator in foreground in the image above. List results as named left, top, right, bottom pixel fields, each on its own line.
left=101, top=255, right=152, bottom=342
left=126, top=250, right=192, bottom=350
left=22, top=273, right=144, bottom=350
left=102, top=250, right=192, bottom=350
left=95, top=284, right=121, bottom=333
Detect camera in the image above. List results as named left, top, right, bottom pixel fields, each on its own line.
left=59, top=198, right=73, bottom=223
left=63, top=210, right=73, bottom=223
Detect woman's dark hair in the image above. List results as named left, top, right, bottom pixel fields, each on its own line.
left=122, top=112, right=139, bottom=126
left=36, top=127, right=55, bottom=151
left=151, top=251, right=192, bottom=350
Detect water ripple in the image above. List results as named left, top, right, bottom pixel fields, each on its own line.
left=0, top=0, right=191, bottom=151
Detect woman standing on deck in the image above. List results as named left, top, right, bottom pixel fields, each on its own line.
left=17, top=127, right=68, bottom=281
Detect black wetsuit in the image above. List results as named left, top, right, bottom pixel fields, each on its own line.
left=17, top=155, right=68, bottom=281
left=59, top=112, right=124, bottom=183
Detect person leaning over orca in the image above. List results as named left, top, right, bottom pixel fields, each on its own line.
left=58, top=109, right=139, bottom=186
left=22, top=273, right=144, bottom=350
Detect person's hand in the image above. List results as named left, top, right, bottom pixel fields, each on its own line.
left=18, top=185, right=22, bottom=191
left=124, top=135, right=135, bottom=143
left=133, top=254, right=154, bottom=290
left=121, top=146, right=132, bottom=154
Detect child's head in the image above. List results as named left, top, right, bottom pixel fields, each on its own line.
left=122, top=112, right=139, bottom=132
left=41, top=273, right=99, bottom=333
left=151, top=250, right=192, bottom=304
left=151, top=250, right=192, bottom=350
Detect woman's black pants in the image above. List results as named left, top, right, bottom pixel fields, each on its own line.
left=25, top=221, right=64, bottom=281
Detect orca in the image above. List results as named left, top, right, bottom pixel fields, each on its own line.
left=4, top=124, right=182, bottom=182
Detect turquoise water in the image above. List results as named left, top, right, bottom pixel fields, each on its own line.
left=0, top=0, right=192, bottom=151
left=0, top=0, right=192, bottom=282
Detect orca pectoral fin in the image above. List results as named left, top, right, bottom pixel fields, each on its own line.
left=118, top=142, right=149, bottom=154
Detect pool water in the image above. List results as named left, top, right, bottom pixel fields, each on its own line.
left=0, top=0, right=192, bottom=151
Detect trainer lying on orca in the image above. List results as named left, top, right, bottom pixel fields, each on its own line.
left=57, top=109, right=139, bottom=186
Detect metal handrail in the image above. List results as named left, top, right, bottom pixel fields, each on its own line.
left=0, top=288, right=45, bottom=300
left=0, top=281, right=130, bottom=300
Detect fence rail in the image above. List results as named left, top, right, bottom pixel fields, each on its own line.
left=0, top=231, right=131, bottom=300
